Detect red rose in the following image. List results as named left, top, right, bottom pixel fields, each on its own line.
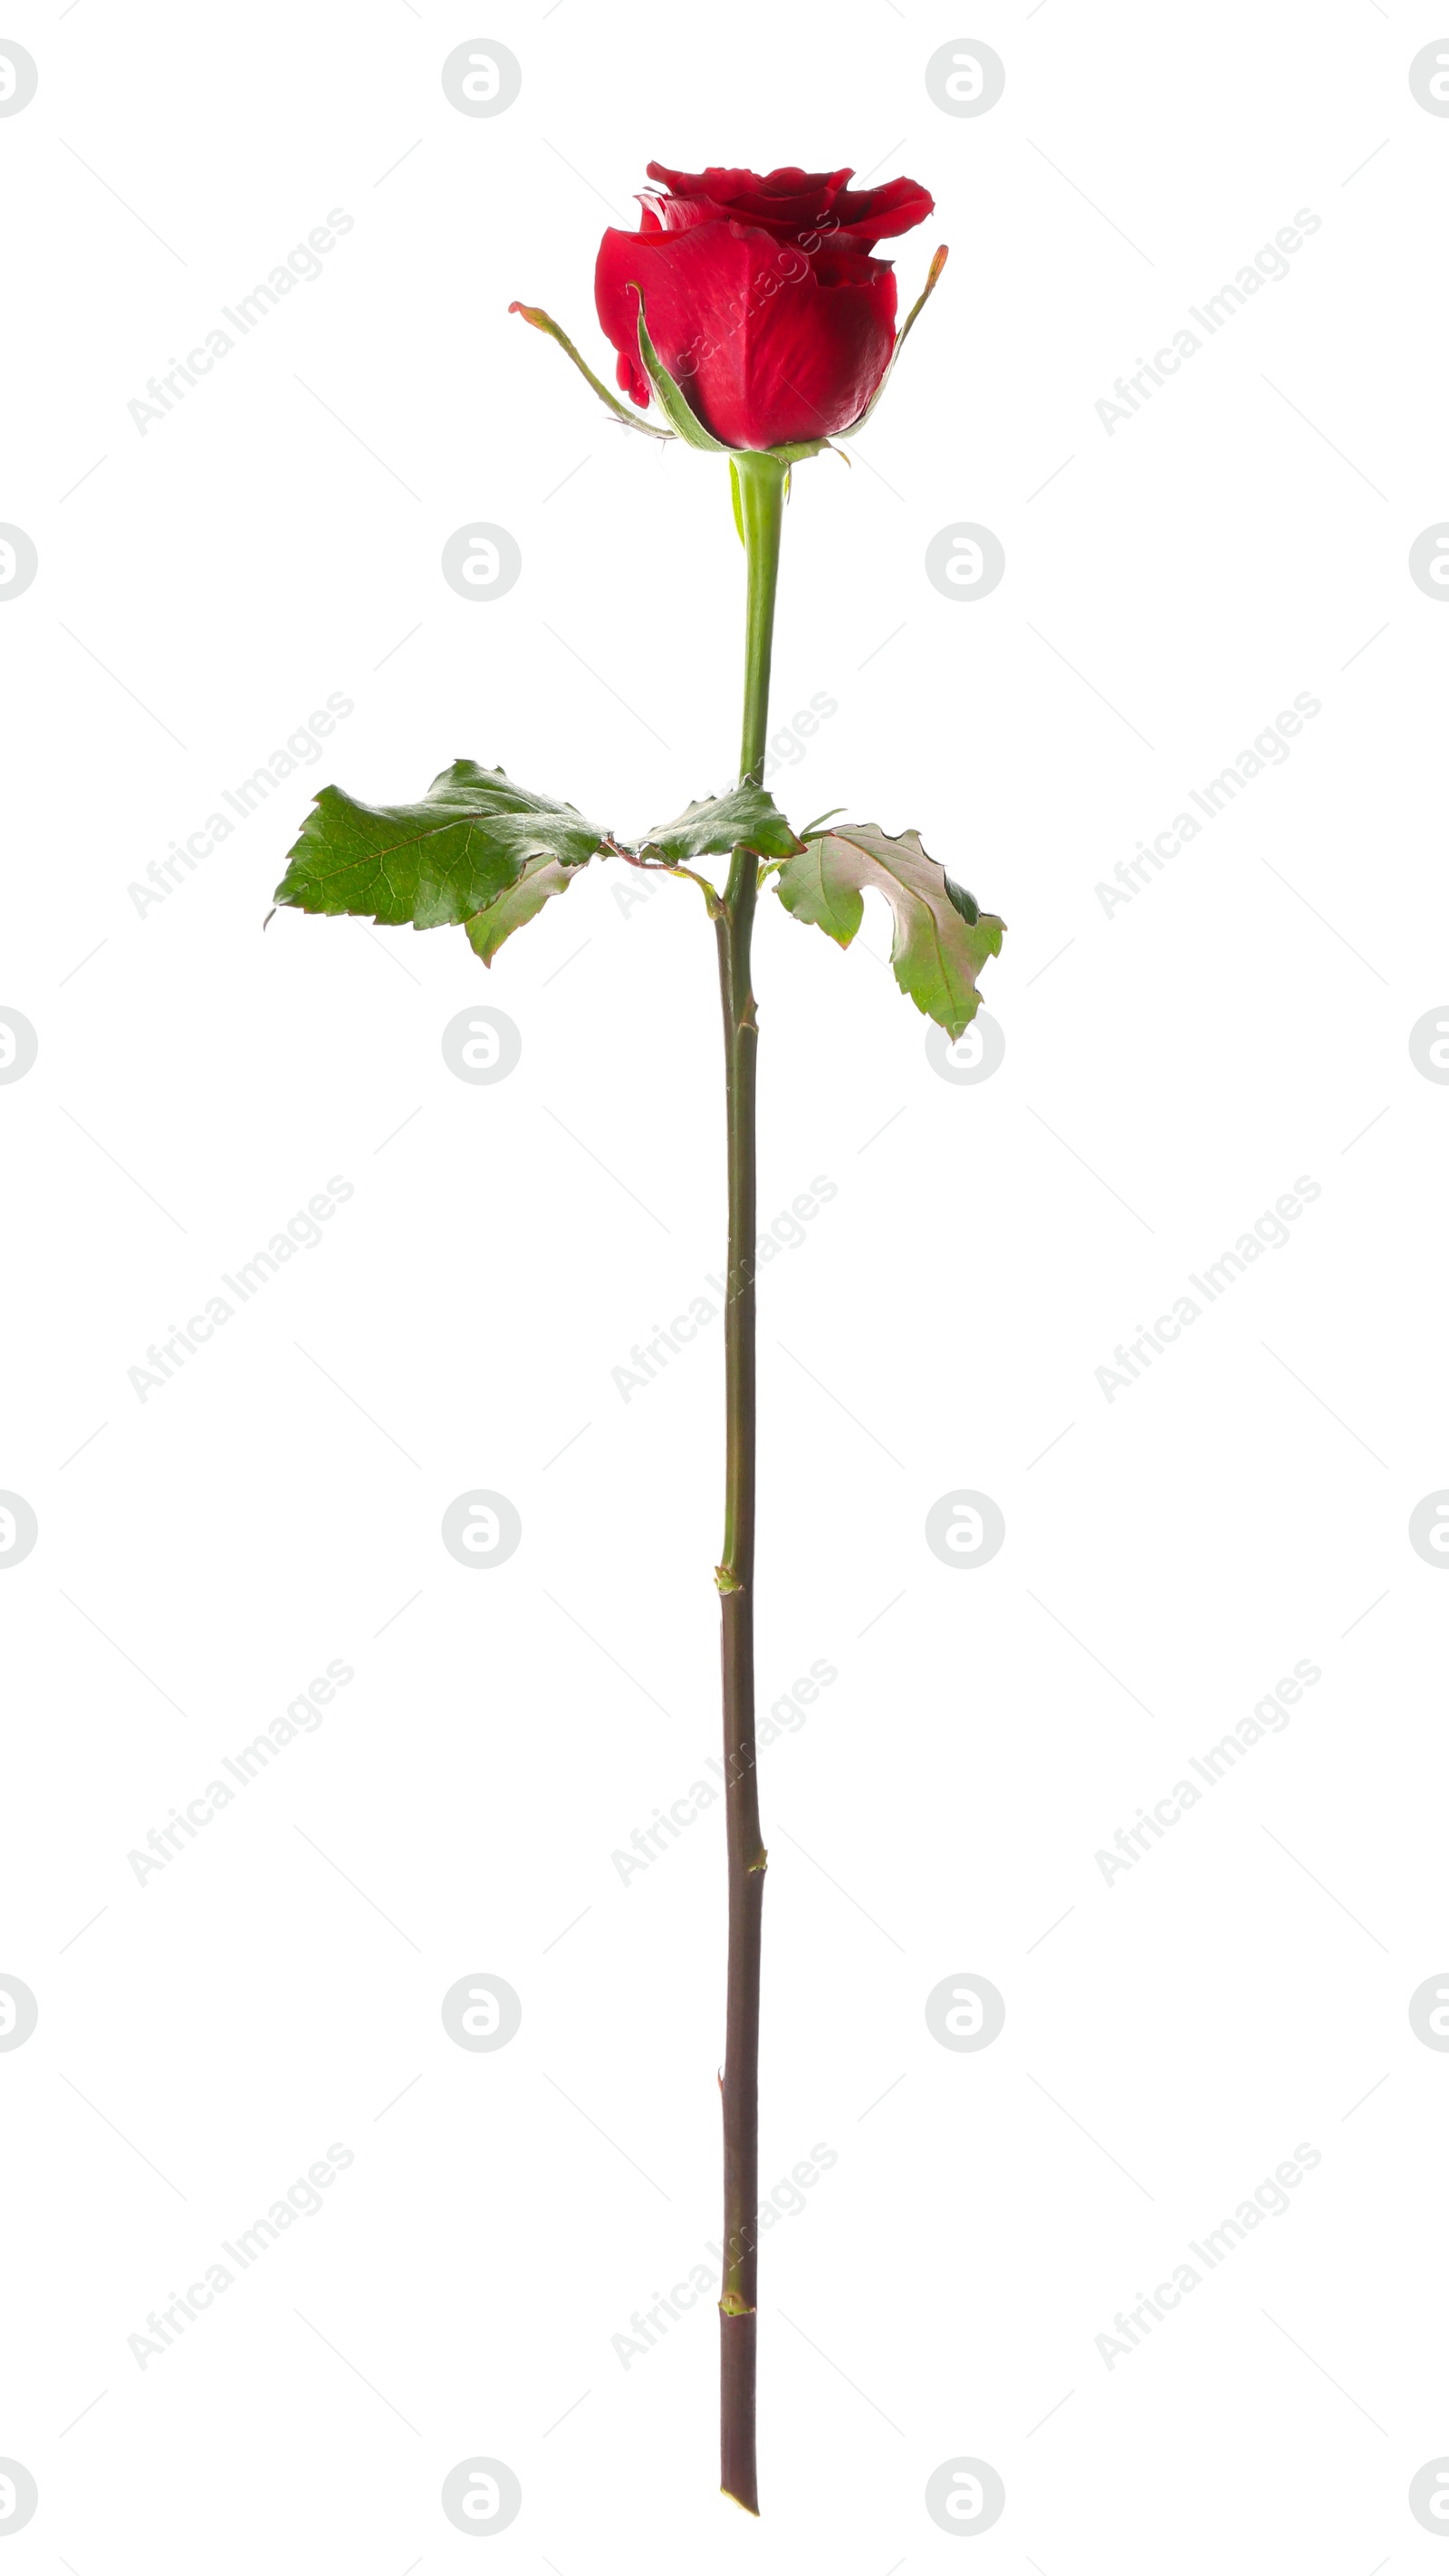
left=594, top=160, right=935, bottom=452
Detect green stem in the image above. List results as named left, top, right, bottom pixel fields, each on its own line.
left=716, top=448, right=786, bottom=2517
left=734, top=454, right=786, bottom=791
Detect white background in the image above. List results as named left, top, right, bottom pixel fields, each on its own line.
left=3, top=2, right=1448, bottom=2567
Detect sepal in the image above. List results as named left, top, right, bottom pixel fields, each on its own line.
left=509, top=300, right=675, bottom=439
left=837, top=245, right=949, bottom=441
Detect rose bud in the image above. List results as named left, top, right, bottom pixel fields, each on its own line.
left=512, top=161, right=945, bottom=460
left=592, top=161, right=936, bottom=452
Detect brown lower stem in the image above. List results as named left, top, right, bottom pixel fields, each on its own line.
left=715, top=450, right=784, bottom=2515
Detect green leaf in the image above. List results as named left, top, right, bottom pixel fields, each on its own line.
left=273, top=761, right=609, bottom=929
left=838, top=244, right=949, bottom=440
left=943, top=874, right=980, bottom=926
left=509, top=300, right=674, bottom=440
left=640, top=785, right=804, bottom=867
left=631, top=291, right=731, bottom=450
left=465, top=851, right=581, bottom=966
left=774, top=822, right=1003, bottom=1040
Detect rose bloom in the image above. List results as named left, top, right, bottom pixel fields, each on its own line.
left=594, top=161, right=934, bottom=451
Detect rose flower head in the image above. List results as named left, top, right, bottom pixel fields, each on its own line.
left=512, top=159, right=945, bottom=457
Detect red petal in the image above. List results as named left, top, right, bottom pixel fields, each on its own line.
left=638, top=163, right=932, bottom=246
left=828, top=175, right=935, bottom=245
left=647, top=191, right=740, bottom=235
left=595, top=219, right=897, bottom=449
left=644, top=161, right=854, bottom=236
